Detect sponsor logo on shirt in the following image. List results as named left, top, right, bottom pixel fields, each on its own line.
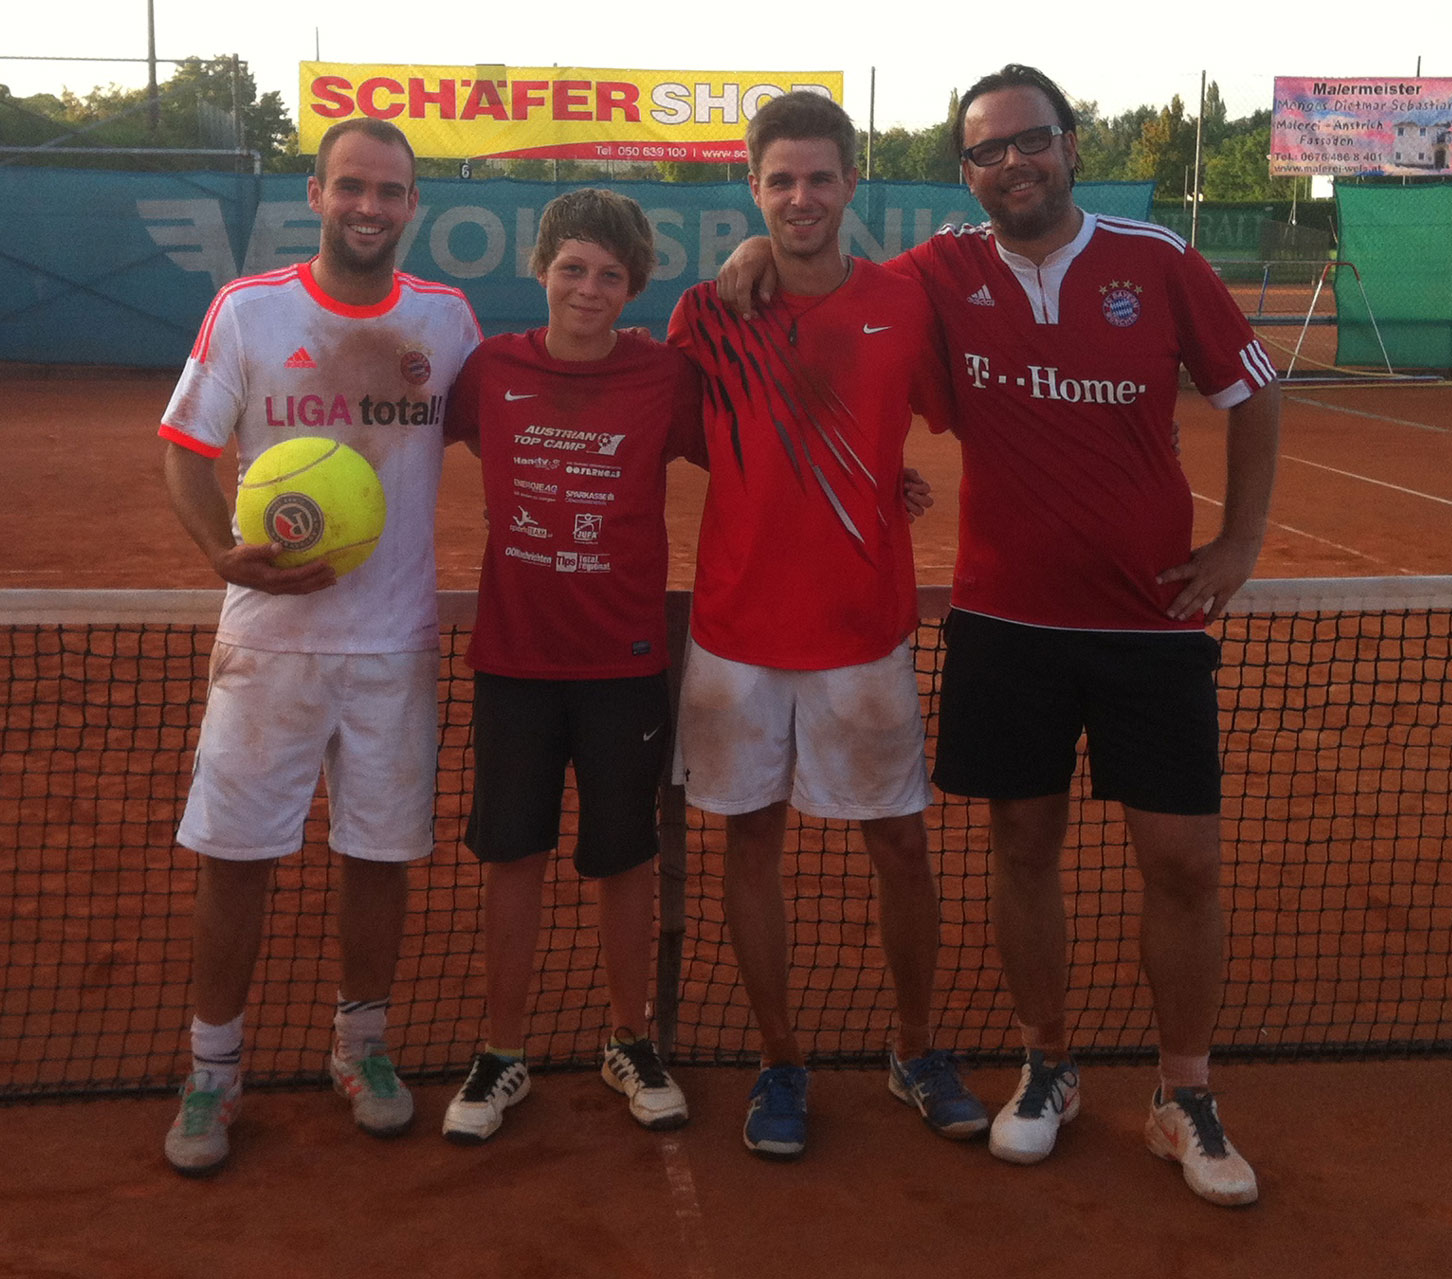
left=961, top=353, right=1146, bottom=405
left=554, top=551, right=611, bottom=573
left=514, top=480, right=558, bottom=500
left=968, top=284, right=995, bottom=307
left=505, top=390, right=537, bottom=401
left=862, top=323, right=892, bottom=335
left=399, top=349, right=432, bottom=385
left=1100, top=280, right=1143, bottom=328
left=514, top=455, right=561, bottom=470
left=565, top=463, right=622, bottom=479
left=573, top=513, right=602, bottom=544
left=264, top=394, right=445, bottom=428
left=565, top=489, right=614, bottom=506
left=510, top=507, right=549, bottom=538
left=505, top=546, right=551, bottom=566
left=513, top=424, right=626, bottom=455
left=284, top=346, right=317, bottom=369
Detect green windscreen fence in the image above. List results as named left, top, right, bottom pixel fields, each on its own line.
left=1335, top=184, right=1452, bottom=369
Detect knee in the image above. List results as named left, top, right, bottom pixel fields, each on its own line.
left=1139, top=848, right=1221, bottom=902
left=862, top=817, right=931, bottom=884
left=989, top=800, right=1068, bottom=878
left=1130, top=812, right=1221, bottom=903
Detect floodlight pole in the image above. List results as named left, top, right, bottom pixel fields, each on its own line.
left=146, top=0, right=159, bottom=134
left=1191, top=70, right=1205, bottom=249
left=867, top=66, right=875, bottom=180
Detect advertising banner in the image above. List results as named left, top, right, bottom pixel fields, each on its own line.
left=0, top=170, right=1153, bottom=366
left=1271, top=76, right=1452, bottom=176
left=298, top=64, right=844, bottom=162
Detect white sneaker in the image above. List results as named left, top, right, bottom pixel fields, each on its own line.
left=601, top=1037, right=689, bottom=1130
left=1145, top=1086, right=1259, bottom=1206
left=164, top=1070, right=242, bottom=1177
left=442, top=1052, right=531, bottom=1144
left=989, top=1050, right=1081, bottom=1165
left=329, top=1043, right=414, bottom=1137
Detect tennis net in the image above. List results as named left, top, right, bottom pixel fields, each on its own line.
left=2, top=579, right=1449, bottom=1099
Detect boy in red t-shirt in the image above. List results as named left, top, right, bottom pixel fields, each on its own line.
left=440, top=189, right=704, bottom=1142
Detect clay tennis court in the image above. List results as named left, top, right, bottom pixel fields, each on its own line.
left=2, top=365, right=1450, bottom=1275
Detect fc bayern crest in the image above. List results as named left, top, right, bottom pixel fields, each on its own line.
left=1101, top=282, right=1141, bottom=328
left=400, top=349, right=432, bottom=385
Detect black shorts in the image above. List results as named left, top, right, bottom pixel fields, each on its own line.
left=466, top=671, right=670, bottom=878
left=931, top=611, right=1222, bottom=816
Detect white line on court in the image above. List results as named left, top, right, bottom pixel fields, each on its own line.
left=659, top=1134, right=714, bottom=1279
left=1280, top=455, right=1452, bottom=507
left=1285, top=393, right=1451, bottom=434
left=1191, top=492, right=1408, bottom=571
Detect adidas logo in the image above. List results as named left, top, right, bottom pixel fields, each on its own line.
left=968, top=285, right=995, bottom=307
left=284, top=346, right=317, bottom=369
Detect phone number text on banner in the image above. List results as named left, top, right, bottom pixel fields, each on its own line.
left=299, top=64, right=845, bottom=162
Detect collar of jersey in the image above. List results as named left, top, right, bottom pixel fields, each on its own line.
left=299, top=258, right=402, bottom=318
left=992, top=211, right=1097, bottom=275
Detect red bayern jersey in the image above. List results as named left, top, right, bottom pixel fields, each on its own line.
left=894, top=213, right=1277, bottom=632
left=669, top=259, right=954, bottom=670
left=443, top=328, right=703, bottom=680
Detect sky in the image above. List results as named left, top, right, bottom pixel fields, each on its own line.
left=2, top=1, right=1440, bottom=136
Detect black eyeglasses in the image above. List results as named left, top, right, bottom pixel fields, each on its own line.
left=960, top=125, right=1065, bottom=168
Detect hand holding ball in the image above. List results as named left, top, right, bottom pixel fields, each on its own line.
left=235, top=438, right=386, bottom=577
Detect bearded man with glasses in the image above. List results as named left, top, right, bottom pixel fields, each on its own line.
left=717, top=64, right=1281, bottom=1207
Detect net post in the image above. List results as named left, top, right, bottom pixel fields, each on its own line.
left=654, top=589, right=693, bottom=1058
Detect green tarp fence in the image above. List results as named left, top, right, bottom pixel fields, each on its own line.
left=1335, top=184, right=1452, bottom=369
left=1, top=172, right=1152, bottom=367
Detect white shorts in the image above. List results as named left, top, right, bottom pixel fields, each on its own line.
left=178, top=643, right=440, bottom=862
left=674, top=638, right=931, bottom=821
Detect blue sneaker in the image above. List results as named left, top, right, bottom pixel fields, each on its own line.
left=888, top=1048, right=990, bottom=1139
left=743, top=1064, right=809, bottom=1159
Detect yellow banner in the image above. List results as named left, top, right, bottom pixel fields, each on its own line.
left=299, top=64, right=845, bottom=162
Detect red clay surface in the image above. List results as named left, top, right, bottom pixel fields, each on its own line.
left=2, top=366, right=1450, bottom=1276
left=3, top=1062, right=1449, bottom=1278
left=2, top=367, right=1448, bottom=591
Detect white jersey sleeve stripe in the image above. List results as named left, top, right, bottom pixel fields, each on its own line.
left=1094, top=216, right=1188, bottom=253
left=1239, top=340, right=1277, bottom=386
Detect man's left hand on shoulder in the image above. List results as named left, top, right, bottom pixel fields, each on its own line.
left=1157, top=534, right=1264, bottom=624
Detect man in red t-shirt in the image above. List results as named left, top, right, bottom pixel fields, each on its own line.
left=439, top=189, right=704, bottom=1145
left=669, top=92, right=986, bottom=1160
left=719, top=65, right=1281, bottom=1207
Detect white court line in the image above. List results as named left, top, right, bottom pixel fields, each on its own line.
left=1285, top=394, right=1452, bottom=434
left=659, top=1134, right=714, bottom=1279
left=1191, top=493, right=1408, bottom=571
left=1280, top=455, right=1452, bottom=508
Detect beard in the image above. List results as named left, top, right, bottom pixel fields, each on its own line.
left=978, top=166, right=1075, bottom=245
left=320, top=219, right=402, bottom=278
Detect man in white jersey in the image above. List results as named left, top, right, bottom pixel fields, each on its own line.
left=158, top=118, right=481, bottom=1176
left=718, top=65, right=1280, bottom=1206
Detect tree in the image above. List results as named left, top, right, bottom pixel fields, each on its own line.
left=1074, top=100, right=1158, bottom=180
left=1128, top=95, right=1200, bottom=195
left=860, top=93, right=960, bottom=182
left=1, top=56, right=295, bottom=169
left=1201, top=81, right=1230, bottom=148
left=1203, top=126, right=1298, bottom=201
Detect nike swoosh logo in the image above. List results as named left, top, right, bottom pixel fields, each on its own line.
left=643, top=725, right=663, bottom=741
left=862, top=324, right=892, bottom=335
left=504, top=391, right=536, bottom=401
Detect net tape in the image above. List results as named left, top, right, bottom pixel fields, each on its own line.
left=2, top=580, right=1449, bottom=1099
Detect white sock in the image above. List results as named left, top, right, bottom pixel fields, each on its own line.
left=190, top=1013, right=244, bottom=1088
left=334, top=994, right=388, bottom=1061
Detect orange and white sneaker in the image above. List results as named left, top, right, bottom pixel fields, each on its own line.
left=1145, top=1086, right=1258, bottom=1206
